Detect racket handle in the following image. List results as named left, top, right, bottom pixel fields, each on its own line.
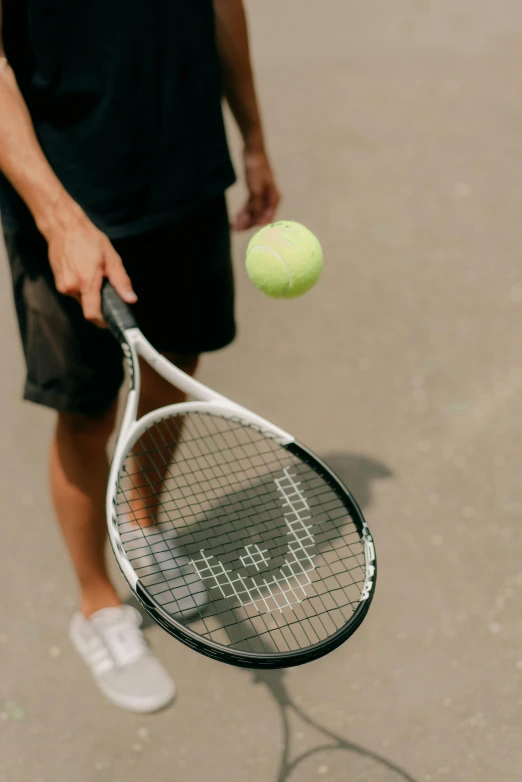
left=102, top=281, right=138, bottom=340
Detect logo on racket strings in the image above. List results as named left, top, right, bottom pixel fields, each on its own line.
left=190, top=468, right=316, bottom=614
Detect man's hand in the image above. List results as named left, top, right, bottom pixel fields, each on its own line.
left=43, top=204, right=137, bottom=327
left=232, top=145, right=280, bottom=231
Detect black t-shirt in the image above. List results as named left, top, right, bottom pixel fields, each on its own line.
left=0, top=0, right=236, bottom=238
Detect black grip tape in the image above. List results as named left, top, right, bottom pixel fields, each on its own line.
left=101, top=281, right=138, bottom=341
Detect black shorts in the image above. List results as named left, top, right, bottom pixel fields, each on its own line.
left=4, top=194, right=235, bottom=416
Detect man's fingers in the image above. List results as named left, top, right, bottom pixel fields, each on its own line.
left=105, top=247, right=137, bottom=304
left=268, top=182, right=281, bottom=210
left=233, top=179, right=280, bottom=231
left=80, top=267, right=106, bottom=326
left=55, top=270, right=81, bottom=298
left=232, top=203, right=254, bottom=232
left=81, top=290, right=105, bottom=328
left=249, top=189, right=264, bottom=220
left=254, top=184, right=280, bottom=226
left=81, top=288, right=106, bottom=327
left=260, top=204, right=278, bottom=225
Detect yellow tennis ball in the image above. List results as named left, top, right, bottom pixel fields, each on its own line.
left=246, top=221, right=324, bottom=299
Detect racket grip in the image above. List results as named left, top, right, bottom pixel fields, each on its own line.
left=101, top=281, right=138, bottom=340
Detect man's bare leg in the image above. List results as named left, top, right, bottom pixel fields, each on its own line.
left=128, top=354, right=199, bottom=527
left=50, top=402, right=121, bottom=618
left=50, top=353, right=198, bottom=618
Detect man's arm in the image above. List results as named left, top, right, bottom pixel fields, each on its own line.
left=0, top=6, right=135, bottom=324
left=213, top=0, right=280, bottom=230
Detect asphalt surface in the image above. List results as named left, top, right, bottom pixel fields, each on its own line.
left=1, top=1, right=522, bottom=780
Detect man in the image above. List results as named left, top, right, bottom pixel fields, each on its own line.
left=0, top=0, right=279, bottom=712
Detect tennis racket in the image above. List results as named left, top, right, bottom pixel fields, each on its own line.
left=102, top=282, right=377, bottom=669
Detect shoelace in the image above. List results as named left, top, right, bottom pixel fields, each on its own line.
left=92, top=608, right=149, bottom=668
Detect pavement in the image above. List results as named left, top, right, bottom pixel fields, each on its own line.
left=1, top=1, right=522, bottom=780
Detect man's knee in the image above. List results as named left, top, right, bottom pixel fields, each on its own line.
left=57, top=401, right=118, bottom=444
left=137, top=352, right=199, bottom=414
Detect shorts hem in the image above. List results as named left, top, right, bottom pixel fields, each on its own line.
left=23, top=382, right=121, bottom=416
left=152, top=326, right=237, bottom=357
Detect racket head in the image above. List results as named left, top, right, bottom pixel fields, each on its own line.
left=107, top=401, right=376, bottom=669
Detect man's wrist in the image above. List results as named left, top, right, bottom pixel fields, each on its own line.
left=243, top=126, right=266, bottom=154
left=33, top=189, right=85, bottom=239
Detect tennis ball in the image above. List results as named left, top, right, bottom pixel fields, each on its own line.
left=246, top=221, right=324, bottom=299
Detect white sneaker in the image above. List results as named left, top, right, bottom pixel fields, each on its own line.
left=69, top=606, right=175, bottom=713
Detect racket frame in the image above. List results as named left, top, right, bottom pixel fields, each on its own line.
left=103, top=287, right=377, bottom=669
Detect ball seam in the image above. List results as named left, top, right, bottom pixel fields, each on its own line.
left=249, top=245, right=292, bottom=295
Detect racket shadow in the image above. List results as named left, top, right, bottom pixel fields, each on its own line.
left=320, top=452, right=393, bottom=511
left=213, top=590, right=417, bottom=782
left=182, top=452, right=390, bottom=645
left=127, top=453, right=392, bottom=640
left=253, top=667, right=419, bottom=782
left=129, top=452, right=405, bottom=779
left=219, top=454, right=408, bottom=782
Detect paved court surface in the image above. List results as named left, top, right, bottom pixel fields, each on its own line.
left=1, top=1, right=522, bottom=780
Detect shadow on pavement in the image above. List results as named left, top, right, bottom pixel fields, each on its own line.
left=253, top=667, right=419, bottom=782
left=129, top=451, right=407, bottom=781
left=244, top=453, right=408, bottom=782
left=321, top=452, right=393, bottom=511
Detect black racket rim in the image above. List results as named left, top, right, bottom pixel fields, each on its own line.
left=126, top=442, right=377, bottom=669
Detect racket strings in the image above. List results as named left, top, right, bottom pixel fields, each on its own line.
left=125, top=435, right=317, bottom=653
left=119, top=416, right=293, bottom=645
left=122, top=494, right=359, bottom=652
left=131, top=427, right=365, bottom=581
left=115, top=412, right=367, bottom=654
